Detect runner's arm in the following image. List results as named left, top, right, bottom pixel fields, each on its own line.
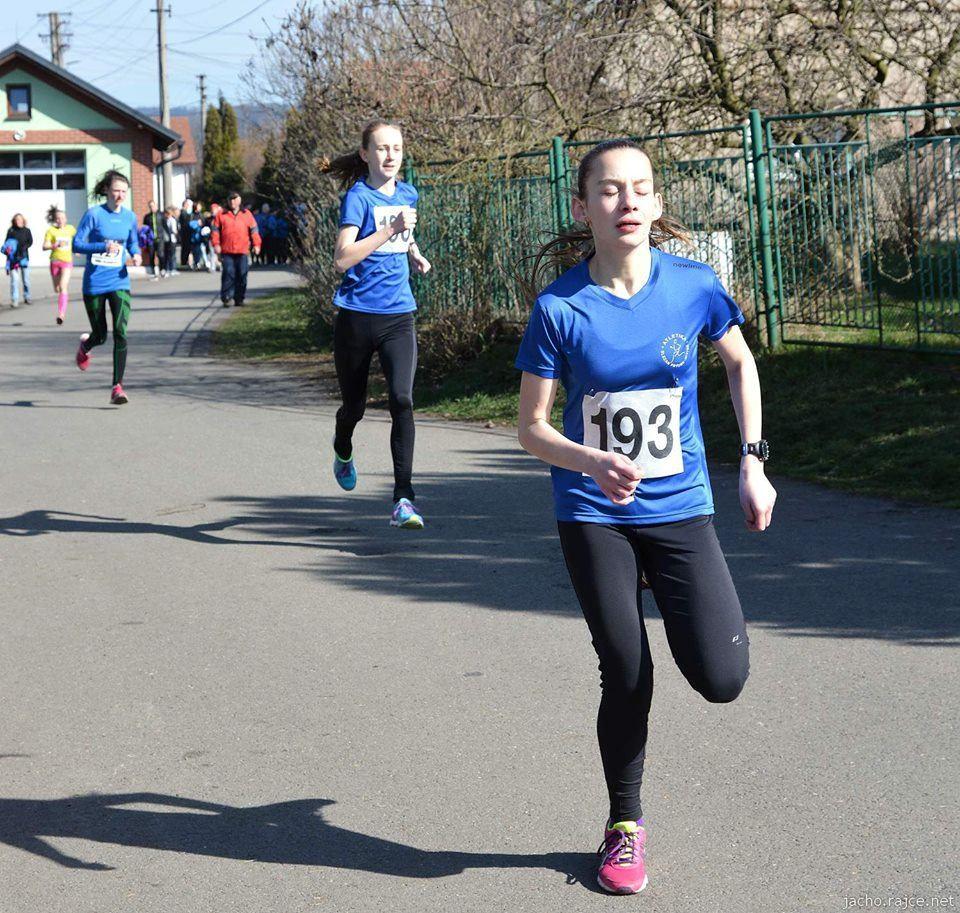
left=518, top=371, right=640, bottom=504
left=334, top=209, right=416, bottom=273
left=72, top=212, right=107, bottom=254
left=711, top=325, right=776, bottom=530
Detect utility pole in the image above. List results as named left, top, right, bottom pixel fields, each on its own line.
left=152, top=2, right=174, bottom=209
left=38, top=11, right=71, bottom=66
left=197, top=73, right=207, bottom=187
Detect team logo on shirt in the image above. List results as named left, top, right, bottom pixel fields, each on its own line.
left=660, top=333, right=691, bottom=368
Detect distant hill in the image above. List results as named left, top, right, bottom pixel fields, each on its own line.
left=138, top=103, right=283, bottom=144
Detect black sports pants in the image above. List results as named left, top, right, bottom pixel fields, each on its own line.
left=333, top=308, right=417, bottom=503
left=558, top=515, right=749, bottom=822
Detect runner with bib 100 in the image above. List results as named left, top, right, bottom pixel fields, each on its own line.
left=515, top=139, right=777, bottom=896
left=322, top=121, right=432, bottom=530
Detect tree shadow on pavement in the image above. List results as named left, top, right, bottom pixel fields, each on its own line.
left=213, top=447, right=960, bottom=645
left=1, top=445, right=956, bottom=644
left=0, top=792, right=601, bottom=890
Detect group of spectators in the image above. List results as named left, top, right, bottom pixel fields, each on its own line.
left=137, top=197, right=296, bottom=280
left=252, top=204, right=292, bottom=266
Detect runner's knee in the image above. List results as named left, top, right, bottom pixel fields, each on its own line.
left=695, top=666, right=749, bottom=704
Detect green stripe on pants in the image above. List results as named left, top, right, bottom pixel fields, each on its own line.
left=83, top=289, right=132, bottom=386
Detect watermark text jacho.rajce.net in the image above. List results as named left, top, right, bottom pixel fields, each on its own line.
left=844, top=895, right=955, bottom=909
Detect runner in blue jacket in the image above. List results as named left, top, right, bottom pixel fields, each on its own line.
left=72, top=170, right=141, bottom=405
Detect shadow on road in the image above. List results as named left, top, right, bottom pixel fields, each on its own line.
left=0, top=792, right=600, bottom=889
left=0, top=448, right=956, bottom=644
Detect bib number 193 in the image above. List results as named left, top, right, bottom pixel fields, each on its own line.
left=582, top=387, right=684, bottom=479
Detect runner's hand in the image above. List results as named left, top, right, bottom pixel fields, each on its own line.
left=588, top=450, right=642, bottom=505
left=390, top=209, right=416, bottom=235
left=740, top=463, right=776, bottom=531
left=132, top=254, right=142, bottom=267
left=410, top=252, right=431, bottom=275
left=213, top=245, right=221, bottom=255
left=105, top=241, right=122, bottom=255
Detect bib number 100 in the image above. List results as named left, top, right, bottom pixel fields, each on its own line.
left=581, top=387, right=684, bottom=480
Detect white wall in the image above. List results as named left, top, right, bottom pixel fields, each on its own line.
left=152, top=166, right=192, bottom=210
left=0, top=188, right=88, bottom=265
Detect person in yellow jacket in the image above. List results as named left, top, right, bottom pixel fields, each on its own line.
left=42, top=205, right=76, bottom=325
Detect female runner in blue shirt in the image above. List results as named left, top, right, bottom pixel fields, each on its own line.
left=324, top=121, right=432, bottom=529
left=72, top=170, right=141, bottom=405
left=516, top=140, right=777, bottom=895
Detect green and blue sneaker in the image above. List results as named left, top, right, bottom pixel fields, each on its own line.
left=390, top=498, right=424, bottom=530
left=333, top=445, right=357, bottom=491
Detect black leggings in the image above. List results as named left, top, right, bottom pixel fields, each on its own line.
left=558, top=516, right=749, bottom=823
left=333, top=308, right=417, bottom=502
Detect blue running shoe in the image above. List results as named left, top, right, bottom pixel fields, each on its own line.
left=333, top=445, right=357, bottom=491
left=390, top=498, right=424, bottom=529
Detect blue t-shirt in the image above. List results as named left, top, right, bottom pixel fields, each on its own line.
left=73, top=204, right=140, bottom=295
left=515, top=249, right=744, bottom=525
left=333, top=179, right=418, bottom=315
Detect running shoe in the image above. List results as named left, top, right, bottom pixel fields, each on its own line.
left=110, top=384, right=128, bottom=405
left=597, top=820, right=648, bottom=895
left=76, top=333, right=91, bottom=370
left=333, top=446, right=357, bottom=491
left=390, top=498, right=424, bottom=530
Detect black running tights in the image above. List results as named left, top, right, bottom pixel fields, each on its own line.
left=558, top=516, right=749, bottom=823
left=333, top=308, right=417, bottom=503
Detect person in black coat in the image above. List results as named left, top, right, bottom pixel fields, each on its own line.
left=178, top=199, right=194, bottom=269
left=5, top=213, right=33, bottom=305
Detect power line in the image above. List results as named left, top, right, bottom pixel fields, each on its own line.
left=170, top=0, right=272, bottom=47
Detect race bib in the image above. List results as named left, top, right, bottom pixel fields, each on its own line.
left=581, top=387, right=684, bottom=479
left=373, top=205, right=414, bottom=253
left=90, top=246, right=123, bottom=268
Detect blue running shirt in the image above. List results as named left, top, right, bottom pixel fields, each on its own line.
left=515, top=249, right=744, bottom=524
left=333, top=179, right=419, bottom=314
left=73, top=204, right=140, bottom=295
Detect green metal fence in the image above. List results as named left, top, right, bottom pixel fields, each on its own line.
left=316, top=102, right=960, bottom=353
left=763, top=102, right=960, bottom=352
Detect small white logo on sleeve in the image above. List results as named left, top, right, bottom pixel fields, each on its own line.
left=731, top=634, right=741, bottom=644
left=660, top=333, right=690, bottom=368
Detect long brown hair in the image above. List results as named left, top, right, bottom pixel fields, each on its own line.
left=321, top=120, right=402, bottom=190
left=523, top=139, right=691, bottom=300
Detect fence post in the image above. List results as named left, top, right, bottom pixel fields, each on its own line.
left=403, top=159, right=415, bottom=185
left=748, top=109, right=781, bottom=348
left=550, top=136, right=567, bottom=233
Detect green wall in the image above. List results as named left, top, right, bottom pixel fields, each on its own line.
left=2, top=68, right=120, bottom=131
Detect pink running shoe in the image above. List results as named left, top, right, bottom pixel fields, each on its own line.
left=110, top=384, right=128, bottom=405
left=76, top=333, right=91, bottom=370
left=597, top=819, right=648, bottom=895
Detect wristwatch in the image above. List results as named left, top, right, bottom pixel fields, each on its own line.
left=740, top=440, right=770, bottom=461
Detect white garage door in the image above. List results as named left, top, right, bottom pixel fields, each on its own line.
left=0, top=150, right=88, bottom=265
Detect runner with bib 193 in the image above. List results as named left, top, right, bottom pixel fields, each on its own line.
left=72, top=170, right=141, bottom=405
left=515, top=139, right=777, bottom=896
left=323, top=121, right=432, bottom=530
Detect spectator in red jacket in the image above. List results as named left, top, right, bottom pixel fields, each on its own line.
left=211, top=191, right=261, bottom=307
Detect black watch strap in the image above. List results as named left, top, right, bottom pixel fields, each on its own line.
left=740, top=440, right=770, bottom=461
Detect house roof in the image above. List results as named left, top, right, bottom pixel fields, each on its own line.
left=153, top=116, right=197, bottom=166
left=0, top=43, right=182, bottom=152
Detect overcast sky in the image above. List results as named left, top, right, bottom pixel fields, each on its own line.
left=2, top=0, right=301, bottom=111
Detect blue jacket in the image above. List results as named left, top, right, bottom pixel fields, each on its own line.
left=74, top=204, right=140, bottom=294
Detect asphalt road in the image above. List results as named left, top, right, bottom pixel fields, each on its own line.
left=0, top=268, right=957, bottom=913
